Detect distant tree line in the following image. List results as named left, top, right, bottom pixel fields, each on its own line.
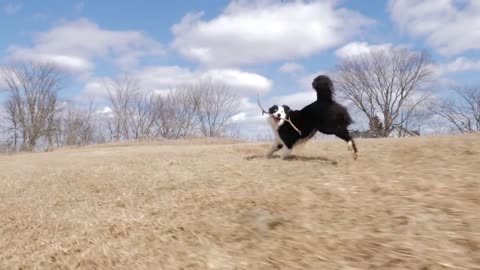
left=0, top=61, right=240, bottom=152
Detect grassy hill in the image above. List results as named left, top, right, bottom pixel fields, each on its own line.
left=0, top=134, right=479, bottom=269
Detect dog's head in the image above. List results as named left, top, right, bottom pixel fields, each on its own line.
left=267, top=104, right=291, bottom=128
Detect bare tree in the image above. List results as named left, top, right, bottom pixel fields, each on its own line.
left=155, top=81, right=240, bottom=138
left=59, top=101, right=99, bottom=146
left=105, top=76, right=140, bottom=141
left=154, top=94, right=177, bottom=139
left=433, top=86, right=480, bottom=133
left=156, top=86, right=201, bottom=139
left=3, top=100, right=21, bottom=151
left=334, top=48, right=433, bottom=137
left=1, top=61, right=66, bottom=151
left=195, top=81, right=240, bottom=137
left=128, top=91, right=161, bottom=140
left=105, top=75, right=168, bottom=141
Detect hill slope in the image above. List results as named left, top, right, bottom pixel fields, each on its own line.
left=0, top=135, right=479, bottom=269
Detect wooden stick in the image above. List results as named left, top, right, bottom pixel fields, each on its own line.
left=257, top=94, right=302, bottom=135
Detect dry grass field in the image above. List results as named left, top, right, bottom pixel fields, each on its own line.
left=0, top=134, right=479, bottom=269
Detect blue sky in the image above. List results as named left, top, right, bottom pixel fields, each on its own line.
left=1, top=0, right=480, bottom=137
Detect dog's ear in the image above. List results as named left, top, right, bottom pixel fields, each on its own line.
left=282, top=105, right=291, bottom=114
left=268, top=105, right=278, bottom=114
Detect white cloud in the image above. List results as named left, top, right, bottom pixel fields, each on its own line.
left=80, top=66, right=272, bottom=100
left=132, top=66, right=193, bottom=94
left=389, top=0, right=480, bottom=55
left=7, top=18, right=164, bottom=76
left=81, top=78, right=112, bottom=100
left=224, top=97, right=263, bottom=132
left=231, top=112, right=247, bottom=122
left=171, top=0, right=374, bottom=66
left=335, top=42, right=393, bottom=59
left=98, top=106, right=112, bottom=114
left=269, top=91, right=317, bottom=109
left=134, top=66, right=272, bottom=96
left=278, top=62, right=304, bottom=74
left=4, top=3, right=23, bottom=15
left=227, top=106, right=273, bottom=140
left=231, top=113, right=269, bottom=126
left=8, top=52, right=95, bottom=79
left=200, top=69, right=272, bottom=94
left=435, top=57, right=480, bottom=75
left=238, top=96, right=259, bottom=111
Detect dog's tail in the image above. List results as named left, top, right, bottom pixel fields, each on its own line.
left=312, top=75, right=334, bottom=103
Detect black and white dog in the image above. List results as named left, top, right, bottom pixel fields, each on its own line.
left=266, top=75, right=358, bottom=160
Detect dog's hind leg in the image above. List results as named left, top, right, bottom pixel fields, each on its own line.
left=334, top=128, right=358, bottom=160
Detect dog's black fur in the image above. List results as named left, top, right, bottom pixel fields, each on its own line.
left=274, top=75, right=358, bottom=157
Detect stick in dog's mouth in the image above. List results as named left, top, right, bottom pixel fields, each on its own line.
left=257, top=94, right=302, bottom=135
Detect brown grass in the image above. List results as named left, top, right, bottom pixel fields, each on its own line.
left=0, top=134, right=479, bottom=269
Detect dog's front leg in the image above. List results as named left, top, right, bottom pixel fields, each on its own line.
left=279, top=146, right=292, bottom=160
left=266, top=142, right=283, bottom=158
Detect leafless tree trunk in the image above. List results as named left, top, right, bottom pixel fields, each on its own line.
left=334, top=48, right=433, bottom=137
left=433, top=86, right=480, bottom=133
left=1, top=61, right=66, bottom=151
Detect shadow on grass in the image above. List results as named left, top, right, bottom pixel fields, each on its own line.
left=245, top=154, right=337, bottom=165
